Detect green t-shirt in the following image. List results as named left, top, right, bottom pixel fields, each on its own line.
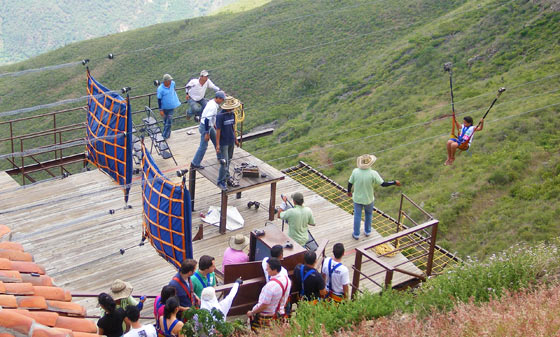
left=348, top=168, right=384, bottom=205
left=280, top=205, right=315, bottom=246
left=191, top=270, right=216, bottom=298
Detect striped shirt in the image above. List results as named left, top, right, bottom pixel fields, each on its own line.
left=252, top=274, right=291, bottom=315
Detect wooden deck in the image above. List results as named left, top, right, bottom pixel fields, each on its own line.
left=0, top=125, right=421, bottom=315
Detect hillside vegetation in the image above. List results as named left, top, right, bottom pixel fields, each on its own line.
left=0, top=0, right=559, bottom=259
left=0, top=0, right=238, bottom=65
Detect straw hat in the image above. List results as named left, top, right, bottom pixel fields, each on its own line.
left=108, top=279, right=133, bottom=300
left=356, top=154, right=377, bottom=169
left=221, top=96, right=241, bottom=110
left=229, top=234, right=249, bottom=251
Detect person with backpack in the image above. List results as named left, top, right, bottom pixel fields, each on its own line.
left=321, top=243, right=350, bottom=302
left=293, top=251, right=326, bottom=302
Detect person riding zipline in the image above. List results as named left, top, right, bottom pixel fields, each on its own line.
left=445, top=116, right=483, bottom=166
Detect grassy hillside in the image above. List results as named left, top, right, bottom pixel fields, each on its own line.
left=0, top=0, right=238, bottom=65
left=0, top=0, right=559, bottom=259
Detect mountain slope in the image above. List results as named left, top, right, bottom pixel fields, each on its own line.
left=0, top=0, right=559, bottom=259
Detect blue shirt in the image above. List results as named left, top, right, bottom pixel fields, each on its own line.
left=216, top=111, right=236, bottom=146
left=157, top=81, right=181, bottom=110
left=168, top=272, right=194, bottom=308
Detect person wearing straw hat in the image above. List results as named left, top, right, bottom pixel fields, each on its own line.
left=347, top=154, right=401, bottom=240
left=108, top=279, right=146, bottom=312
left=157, top=73, right=181, bottom=139
left=222, top=233, right=250, bottom=273
left=185, top=70, right=222, bottom=121
left=215, top=96, right=240, bottom=190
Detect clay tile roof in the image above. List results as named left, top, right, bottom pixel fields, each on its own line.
left=4, top=282, right=35, bottom=295
left=21, top=273, right=53, bottom=286
left=34, top=286, right=72, bottom=301
left=0, top=249, right=34, bottom=262
left=0, top=226, right=95, bottom=337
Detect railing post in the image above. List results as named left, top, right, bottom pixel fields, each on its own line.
left=9, top=121, right=15, bottom=169
left=351, top=249, right=363, bottom=298
left=20, top=139, right=25, bottom=185
left=384, top=270, right=394, bottom=289
left=425, top=221, right=439, bottom=276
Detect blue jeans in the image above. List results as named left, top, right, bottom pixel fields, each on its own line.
left=217, top=144, right=234, bottom=186
left=186, top=98, right=209, bottom=118
left=191, top=123, right=216, bottom=166
left=162, top=109, right=174, bottom=139
left=353, top=202, right=374, bottom=238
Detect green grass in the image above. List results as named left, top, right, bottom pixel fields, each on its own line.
left=0, top=0, right=559, bottom=260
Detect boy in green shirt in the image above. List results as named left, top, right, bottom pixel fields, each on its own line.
left=191, top=255, right=217, bottom=298
left=347, top=154, right=401, bottom=240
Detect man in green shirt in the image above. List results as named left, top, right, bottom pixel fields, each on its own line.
left=191, top=255, right=217, bottom=298
left=278, top=192, right=315, bottom=247
left=347, top=154, right=401, bottom=240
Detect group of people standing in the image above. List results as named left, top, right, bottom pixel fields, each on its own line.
left=155, top=70, right=239, bottom=190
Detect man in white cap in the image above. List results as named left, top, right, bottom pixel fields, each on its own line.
left=200, top=278, right=242, bottom=320
left=190, top=90, right=226, bottom=170
left=185, top=70, right=222, bottom=121
left=157, top=73, right=181, bottom=139
left=222, top=233, right=249, bottom=274
left=347, top=154, right=401, bottom=240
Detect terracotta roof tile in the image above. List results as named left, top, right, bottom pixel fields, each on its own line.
left=31, top=324, right=72, bottom=337
left=46, top=300, right=87, bottom=316
left=0, top=280, right=5, bottom=293
left=55, top=316, right=97, bottom=333
left=0, top=242, right=24, bottom=251
left=9, top=260, right=46, bottom=274
left=0, top=294, right=18, bottom=308
left=0, top=270, right=22, bottom=283
left=16, top=295, right=48, bottom=309
left=0, top=225, right=11, bottom=240
left=4, top=282, right=34, bottom=295
left=4, top=309, right=60, bottom=327
left=0, top=258, right=11, bottom=270
left=0, top=308, right=33, bottom=335
left=34, top=286, right=72, bottom=301
left=0, top=249, right=34, bottom=262
left=21, top=273, right=53, bottom=286
left=0, top=333, right=16, bottom=337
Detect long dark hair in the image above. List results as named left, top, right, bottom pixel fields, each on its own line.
left=164, top=296, right=179, bottom=319
left=160, top=285, right=176, bottom=305
left=98, top=292, right=116, bottom=314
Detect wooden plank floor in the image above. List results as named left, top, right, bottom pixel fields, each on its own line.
left=0, top=125, right=421, bottom=314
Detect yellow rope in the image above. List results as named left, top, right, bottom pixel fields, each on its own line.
left=373, top=242, right=398, bottom=257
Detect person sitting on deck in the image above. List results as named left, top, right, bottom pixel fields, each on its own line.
left=247, top=258, right=292, bottom=331
left=158, top=297, right=184, bottom=337
left=123, top=305, right=157, bottom=337
left=200, top=278, right=243, bottom=320
left=97, top=293, right=128, bottom=337
left=168, top=259, right=199, bottom=311
left=185, top=70, right=222, bottom=121
left=445, top=116, right=484, bottom=165
left=261, top=244, right=288, bottom=281
left=154, top=285, right=176, bottom=335
left=191, top=255, right=217, bottom=298
left=347, top=154, right=401, bottom=240
left=277, top=192, right=315, bottom=247
left=215, top=96, right=240, bottom=190
left=222, top=233, right=250, bottom=274
left=321, top=243, right=350, bottom=302
left=190, top=91, right=226, bottom=170
left=293, top=251, right=327, bottom=302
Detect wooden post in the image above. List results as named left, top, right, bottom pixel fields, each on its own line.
left=425, top=221, right=439, bottom=276
left=220, top=190, right=228, bottom=234
left=351, top=249, right=363, bottom=298
left=384, top=270, right=394, bottom=289
left=269, top=182, right=277, bottom=221
left=188, top=167, right=196, bottom=210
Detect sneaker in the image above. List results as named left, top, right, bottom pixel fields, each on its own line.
left=191, top=163, right=204, bottom=170
left=365, top=232, right=371, bottom=237
left=352, top=234, right=360, bottom=240
left=194, top=116, right=200, bottom=123
left=217, top=182, right=227, bottom=191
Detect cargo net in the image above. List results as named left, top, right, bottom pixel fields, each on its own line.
left=86, top=70, right=132, bottom=201
left=283, top=161, right=459, bottom=275
left=141, top=143, right=193, bottom=269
